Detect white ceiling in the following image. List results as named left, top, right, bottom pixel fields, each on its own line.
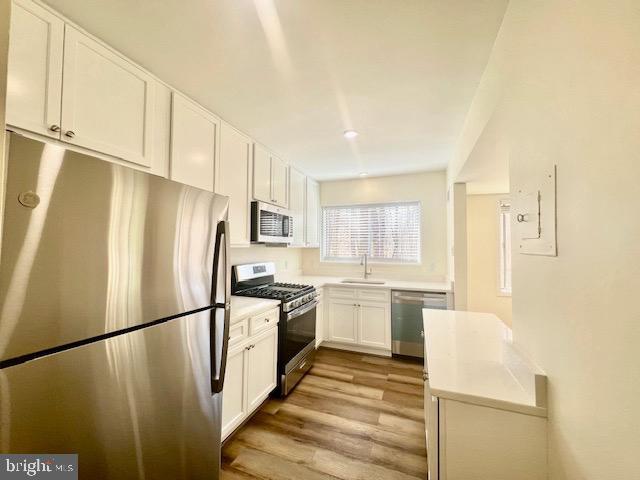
left=43, top=0, right=508, bottom=180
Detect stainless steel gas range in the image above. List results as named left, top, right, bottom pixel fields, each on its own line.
left=232, top=262, right=316, bottom=395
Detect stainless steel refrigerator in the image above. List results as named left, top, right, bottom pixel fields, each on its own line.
left=0, top=133, right=231, bottom=478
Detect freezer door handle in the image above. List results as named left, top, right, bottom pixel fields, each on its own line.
left=211, top=220, right=231, bottom=394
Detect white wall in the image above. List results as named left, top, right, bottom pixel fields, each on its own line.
left=453, top=1, right=640, bottom=478
left=301, top=171, right=447, bottom=282
left=0, top=0, right=10, bottom=256
left=451, top=183, right=468, bottom=308
left=466, top=194, right=512, bottom=326
left=231, top=246, right=302, bottom=277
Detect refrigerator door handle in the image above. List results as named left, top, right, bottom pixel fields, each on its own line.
left=211, top=306, right=230, bottom=394
left=211, top=220, right=231, bottom=307
left=211, top=220, right=231, bottom=394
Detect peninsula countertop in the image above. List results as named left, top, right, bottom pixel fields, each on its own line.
left=422, top=309, right=547, bottom=417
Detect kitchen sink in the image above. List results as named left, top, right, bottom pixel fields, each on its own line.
left=340, top=279, right=386, bottom=285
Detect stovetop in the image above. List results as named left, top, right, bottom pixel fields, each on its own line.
left=232, top=263, right=317, bottom=312
left=234, top=282, right=315, bottom=301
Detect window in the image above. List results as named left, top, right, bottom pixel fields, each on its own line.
left=321, top=202, right=421, bottom=263
left=499, top=199, right=512, bottom=295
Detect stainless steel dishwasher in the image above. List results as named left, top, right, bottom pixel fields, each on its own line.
left=391, top=290, right=450, bottom=358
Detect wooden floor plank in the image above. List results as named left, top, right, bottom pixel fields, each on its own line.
left=295, top=382, right=425, bottom=422
left=351, top=375, right=424, bottom=396
left=302, top=373, right=384, bottom=400
left=387, top=373, right=424, bottom=386
left=312, top=361, right=388, bottom=381
left=229, top=446, right=341, bottom=480
left=222, top=347, right=427, bottom=479
left=309, top=366, right=355, bottom=382
left=220, top=466, right=262, bottom=479
left=312, top=447, right=423, bottom=480
left=285, top=389, right=381, bottom=425
left=250, top=410, right=374, bottom=459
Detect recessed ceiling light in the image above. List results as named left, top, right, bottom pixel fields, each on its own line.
left=343, top=130, right=359, bottom=139
left=359, top=172, right=368, bottom=177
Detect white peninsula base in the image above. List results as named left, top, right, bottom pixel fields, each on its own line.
left=423, top=310, right=548, bottom=480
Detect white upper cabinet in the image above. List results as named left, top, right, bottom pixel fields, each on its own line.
left=305, top=178, right=320, bottom=247
left=61, top=26, right=157, bottom=168
left=270, top=155, right=288, bottom=207
left=217, top=122, right=252, bottom=246
left=6, top=0, right=64, bottom=138
left=289, top=168, right=306, bottom=246
left=253, top=143, right=272, bottom=203
left=252, top=144, right=289, bottom=208
left=170, top=92, right=218, bottom=192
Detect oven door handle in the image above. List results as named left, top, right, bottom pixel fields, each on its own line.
left=287, top=299, right=318, bottom=320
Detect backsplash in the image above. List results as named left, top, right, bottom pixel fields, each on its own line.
left=301, top=248, right=447, bottom=282
left=230, top=246, right=303, bottom=275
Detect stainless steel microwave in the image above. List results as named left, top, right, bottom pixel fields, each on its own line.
left=251, top=201, right=293, bottom=244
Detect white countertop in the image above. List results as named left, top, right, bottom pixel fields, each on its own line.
left=423, top=309, right=547, bottom=417
left=230, top=296, right=280, bottom=323
left=277, top=274, right=452, bottom=293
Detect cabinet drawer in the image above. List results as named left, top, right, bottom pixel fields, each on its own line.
left=250, top=308, right=279, bottom=336
left=228, top=319, right=249, bottom=348
left=357, top=288, right=390, bottom=302
left=328, top=287, right=357, bottom=299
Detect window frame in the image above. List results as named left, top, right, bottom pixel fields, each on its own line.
left=320, top=201, right=423, bottom=265
left=497, top=198, right=512, bottom=296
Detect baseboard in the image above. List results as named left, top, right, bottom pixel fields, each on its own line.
left=319, top=341, right=392, bottom=357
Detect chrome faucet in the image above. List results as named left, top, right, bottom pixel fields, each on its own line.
left=360, top=254, right=372, bottom=279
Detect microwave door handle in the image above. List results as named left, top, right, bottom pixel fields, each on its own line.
left=211, top=220, right=231, bottom=394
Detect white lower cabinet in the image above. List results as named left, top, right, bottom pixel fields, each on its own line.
left=358, top=301, right=390, bottom=349
left=246, top=328, right=278, bottom=411
left=429, top=397, right=547, bottom=480
left=221, top=344, right=247, bottom=438
left=327, top=287, right=391, bottom=351
left=221, top=307, right=279, bottom=440
left=328, top=299, right=358, bottom=344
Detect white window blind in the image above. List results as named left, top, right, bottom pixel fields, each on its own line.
left=499, top=199, right=512, bottom=295
left=321, top=202, right=421, bottom=263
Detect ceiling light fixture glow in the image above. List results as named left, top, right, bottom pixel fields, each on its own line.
left=343, top=130, right=359, bottom=139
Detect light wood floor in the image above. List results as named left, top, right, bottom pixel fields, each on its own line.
left=221, top=347, right=427, bottom=480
